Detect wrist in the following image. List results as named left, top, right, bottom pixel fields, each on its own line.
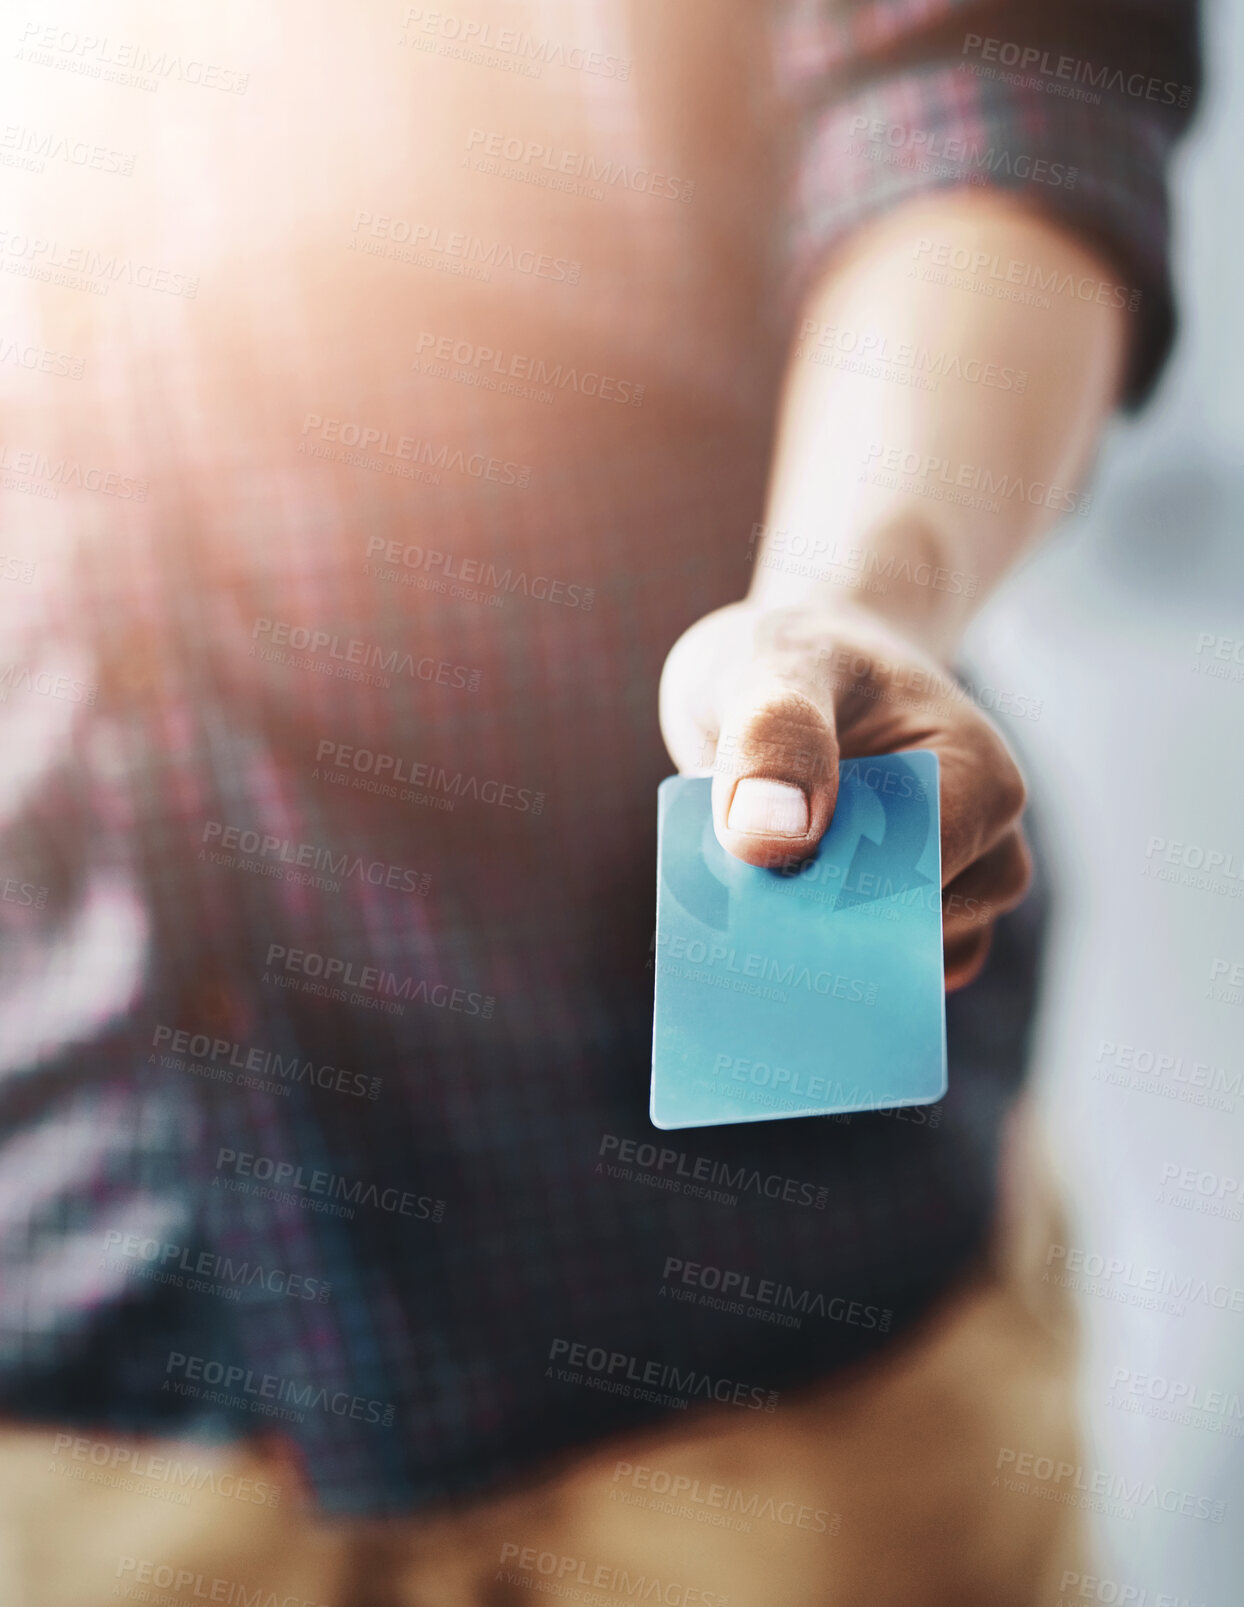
left=748, top=515, right=975, bottom=663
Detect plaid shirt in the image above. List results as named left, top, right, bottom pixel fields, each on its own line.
left=0, top=0, right=1198, bottom=1513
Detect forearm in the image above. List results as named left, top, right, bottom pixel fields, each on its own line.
left=755, top=191, right=1127, bottom=660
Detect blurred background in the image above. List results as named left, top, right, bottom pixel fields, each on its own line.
left=963, top=0, right=1244, bottom=1596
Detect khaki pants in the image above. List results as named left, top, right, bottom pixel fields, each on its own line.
left=1, top=1110, right=1083, bottom=1607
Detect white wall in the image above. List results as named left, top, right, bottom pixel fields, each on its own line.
left=964, top=2, right=1244, bottom=1597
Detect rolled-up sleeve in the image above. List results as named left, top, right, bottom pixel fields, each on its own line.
left=773, top=0, right=1203, bottom=405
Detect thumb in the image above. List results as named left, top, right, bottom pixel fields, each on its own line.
left=710, top=673, right=839, bottom=868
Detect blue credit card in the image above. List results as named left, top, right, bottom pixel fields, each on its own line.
left=651, top=752, right=946, bottom=1129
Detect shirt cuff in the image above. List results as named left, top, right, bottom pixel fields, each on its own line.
left=782, top=44, right=1198, bottom=407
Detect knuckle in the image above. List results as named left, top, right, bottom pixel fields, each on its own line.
left=970, top=721, right=1027, bottom=823
left=996, top=761, right=1028, bottom=825
left=945, top=928, right=993, bottom=990
left=1008, top=831, right=1034, bottom=899
left=989, top=831, right=1033, bottom=910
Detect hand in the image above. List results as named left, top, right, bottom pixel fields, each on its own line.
left=659, top=600, right=1032, bottom=991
